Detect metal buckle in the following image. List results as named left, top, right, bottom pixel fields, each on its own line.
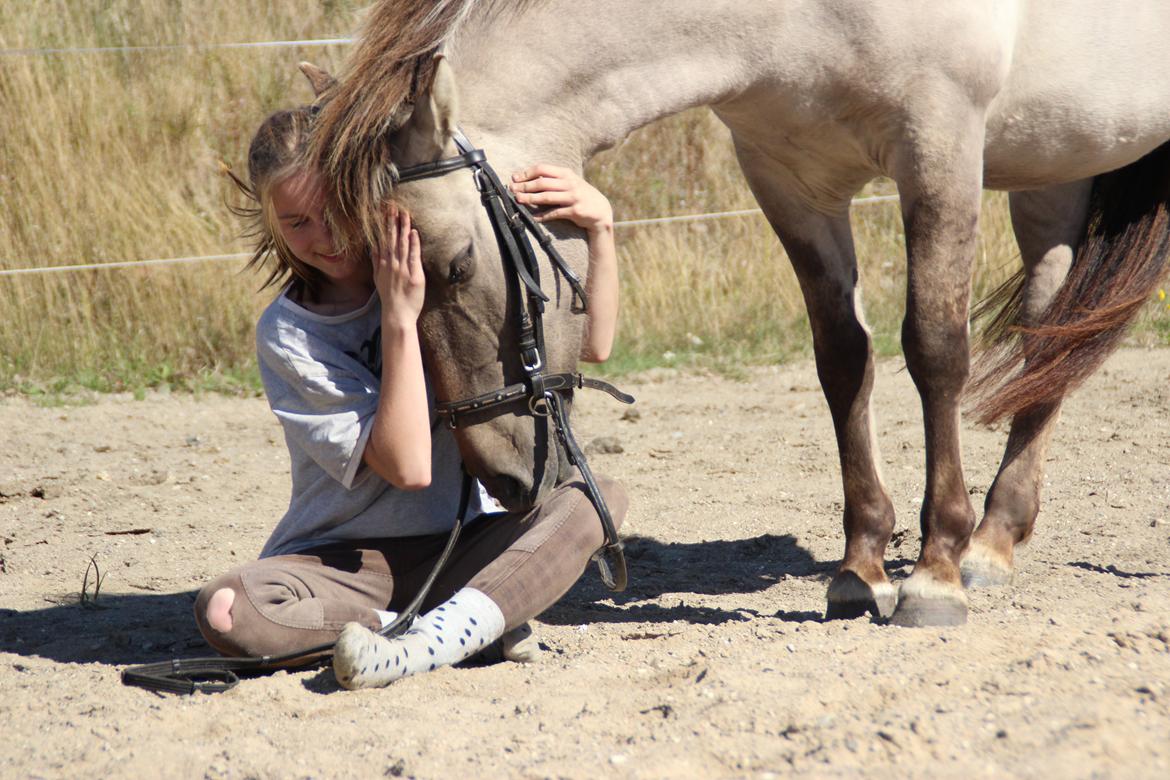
left=591, top=542, right=628, bottom=592
left=521, top=347, right=543, bottom=373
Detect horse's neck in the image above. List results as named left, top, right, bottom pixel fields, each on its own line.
left=451, top=0, right=789, bottom=162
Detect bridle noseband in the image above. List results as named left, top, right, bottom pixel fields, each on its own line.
left=396, top=130, right=633, bottom=592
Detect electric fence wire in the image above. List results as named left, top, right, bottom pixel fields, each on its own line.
left=0, top=197, right=901, bottom=277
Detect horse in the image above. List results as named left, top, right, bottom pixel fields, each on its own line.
left=304, top=0, right=1170, bottom=627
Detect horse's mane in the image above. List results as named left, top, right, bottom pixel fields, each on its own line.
left=309, top=0, right=540, bottom=250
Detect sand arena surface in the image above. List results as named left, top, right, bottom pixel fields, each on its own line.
left=2, top=349, right=1169, bottom=778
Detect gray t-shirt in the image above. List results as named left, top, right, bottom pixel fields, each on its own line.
left=256, top=287, right=491, bottom=558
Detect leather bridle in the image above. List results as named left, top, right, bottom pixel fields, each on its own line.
left=396, top=130, right=633, bottom=592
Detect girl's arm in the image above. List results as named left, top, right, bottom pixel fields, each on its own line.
left=511, top=165, right=618, bottom=363
left=362, top=207, right=433, bottom=489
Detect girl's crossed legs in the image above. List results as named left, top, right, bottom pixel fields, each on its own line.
left=194, top=473, right=627, bottom=670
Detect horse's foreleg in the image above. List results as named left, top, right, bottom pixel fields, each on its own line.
left=733, top=150, right=897, bottom=619
left=962, top=181, right=1092, bottom=587
left=792, top=221, right=898, bottom=620
left=891, top=119, right=987, bottom=627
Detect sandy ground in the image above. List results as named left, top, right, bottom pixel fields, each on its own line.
left=2, top=347, right=1169, bottom=779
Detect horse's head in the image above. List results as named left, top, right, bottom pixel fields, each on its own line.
left=309, top=58, right=587, bottom=511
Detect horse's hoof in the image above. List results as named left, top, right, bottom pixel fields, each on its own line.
left=889, top=574, right=968, bottom=627
left=960, top=544, right=1014, bottom=589
left=825, top=570, right=898, bottom=620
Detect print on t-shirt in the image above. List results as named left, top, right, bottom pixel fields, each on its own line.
left=347, top=326, right=382, bottom=376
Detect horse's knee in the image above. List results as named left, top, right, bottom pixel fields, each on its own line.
left=902, top=317, right=970, bottom=393
left=813, top=326, right=875, bottom=413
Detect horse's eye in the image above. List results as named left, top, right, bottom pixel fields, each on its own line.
left=448, top=247, right=475, bottom=285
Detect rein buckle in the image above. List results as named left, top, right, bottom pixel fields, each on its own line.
left=592, top=541, right=628, bottom=592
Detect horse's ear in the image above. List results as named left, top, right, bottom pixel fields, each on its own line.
left=427, top=55, right=459, bottom=145
left=298, top=61, right=337, bottom=98
left=395, top=55, right=459, bottom=161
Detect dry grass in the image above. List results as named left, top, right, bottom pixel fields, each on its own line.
left=0, top=1, right=361, bottom=393
left=1, top=2, right=1162, bottom=394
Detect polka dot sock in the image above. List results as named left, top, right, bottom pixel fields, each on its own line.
left=333, top=587, right=505, bottom=689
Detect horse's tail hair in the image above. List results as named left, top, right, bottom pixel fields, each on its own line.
left=969, top=140, right=1170, bottom=425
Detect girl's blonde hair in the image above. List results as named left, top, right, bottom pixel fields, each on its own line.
left=226, top=107, right=325, bottom=291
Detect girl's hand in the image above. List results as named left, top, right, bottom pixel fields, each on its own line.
left=513, top=165, right=619, bottom=363
left=375, top=205, right=426, bottom=328
left=510, top=165, right=614, bottom=235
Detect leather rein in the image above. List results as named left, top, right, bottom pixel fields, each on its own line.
left=398, top=130, right=633, bottom=592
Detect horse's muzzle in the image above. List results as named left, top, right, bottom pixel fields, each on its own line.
left=479, top=458, right=561, bottom=513
left=480, top=472, right=534, bottom=513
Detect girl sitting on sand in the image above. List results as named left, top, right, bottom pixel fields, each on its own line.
left=194, top=104, right=625, bottom=689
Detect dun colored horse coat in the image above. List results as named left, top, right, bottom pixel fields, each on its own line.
left=307, top=0, right=1170, bottom=626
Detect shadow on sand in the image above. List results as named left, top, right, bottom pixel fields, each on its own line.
left=1, top=533, right=846, bottom=667
left=0, top=590, right=207, bottom=667
left=543, top=532, right=834, bottom=627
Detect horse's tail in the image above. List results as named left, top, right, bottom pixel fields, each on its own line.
left=970, top=140, right=1170, bottom=425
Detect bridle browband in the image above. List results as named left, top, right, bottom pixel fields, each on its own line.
left=119, top=131, right=633, bottom=695
left=396, top=130, right=633, bottom=592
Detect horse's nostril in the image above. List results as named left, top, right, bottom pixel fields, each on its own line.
left=481, top=473, right=529, bottom=512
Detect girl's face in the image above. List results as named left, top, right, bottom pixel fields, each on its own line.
left=271, top=171, right=371, bottom=294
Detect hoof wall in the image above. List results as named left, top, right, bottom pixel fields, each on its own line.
left=824, top=600, right=870, bottom=621
left=889, top=592, right=967, bottom=627
left=960, top=555, right=1014, bottom=589
left=825, top=571, right=897, bottom=620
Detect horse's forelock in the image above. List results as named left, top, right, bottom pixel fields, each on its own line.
left=309, top=0, right=540, bottom=250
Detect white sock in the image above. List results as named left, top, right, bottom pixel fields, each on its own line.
left=373, top=609, right=399, bottom=628
left=334, top=588, right=505, bottom=689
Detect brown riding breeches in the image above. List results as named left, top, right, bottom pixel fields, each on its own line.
left=193, top=473, right=627, bottom=658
